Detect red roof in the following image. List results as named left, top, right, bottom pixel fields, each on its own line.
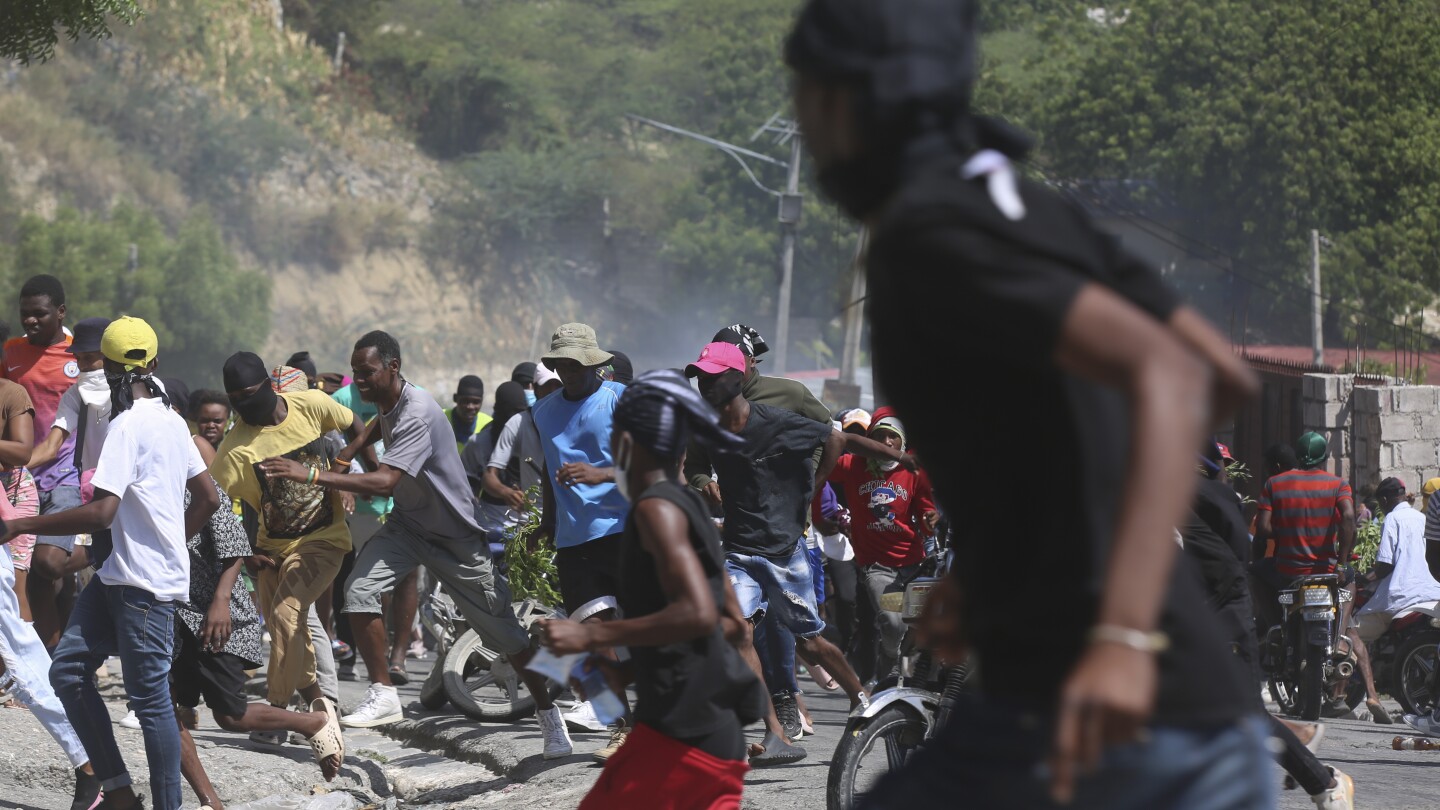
left=1240, top=344, right=1440, bottom=382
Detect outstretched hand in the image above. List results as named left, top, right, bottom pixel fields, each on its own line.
left=538, top=617, right=594, bottom=655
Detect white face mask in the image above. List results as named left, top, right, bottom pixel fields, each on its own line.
left=77, top=367, right=111, bottom=405
left=613, top=436, right=633, bottom=503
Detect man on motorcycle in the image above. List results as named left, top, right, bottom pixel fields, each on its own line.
left=1356, top=478, right=1440, bottom=644
left=1253, top=432, right=1389, bottom=722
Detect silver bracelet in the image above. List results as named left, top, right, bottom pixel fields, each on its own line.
left=1087, top=624, right=1170, bottom=654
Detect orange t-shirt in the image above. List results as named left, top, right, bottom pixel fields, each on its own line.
left=2, top=336, right=79, bottom=489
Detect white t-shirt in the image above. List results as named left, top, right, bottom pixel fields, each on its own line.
left=486, top=413, right=524, bottom=470
left=90, top=398, right=206, bottom=602
left=52, top=370, right=113, bottom=471
left=1360, top=501, right=1440, bottom=617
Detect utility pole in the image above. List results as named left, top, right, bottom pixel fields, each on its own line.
left=333, top=32, right=346, bottom=76
left=626, top=112, right=805, bottom=374
left=1311, top=229, right=1324, bottom=367
left=774, top=135, right=803, bottom=375
left=838, top=228, right=868, bottom=387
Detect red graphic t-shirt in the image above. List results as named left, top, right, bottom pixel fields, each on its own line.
left=2, top=335, right=79, bottom=490
left=828, top=454, right=935, bottom=567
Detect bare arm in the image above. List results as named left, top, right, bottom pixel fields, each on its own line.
left=541, top=498, right=719, bottom=652
left=1336, top=499, right=1357, bottom=568
left=192, top=434, right=216, bottom=467
left=1168, top=306, right=1260, bottom=427
left=259, top=456, right=403, bottom=499
left=184, top=473, right=222, bottom=540
left=1048, top=284, right=1215, bottom=802
left=26, top=425, right=65, bottom=470
left=0, top=410, right=33, bottom=469
left=1254, top=511, right=1274, bottom=562
left=8, top=490, right=120, bottom=539
left=342, top=414, right=381, bottom=472
left=482, top=467, right=528, bottom=512
left=841, top=432, right=915, bottom=470
left=813, top=430, right=846, bottom=493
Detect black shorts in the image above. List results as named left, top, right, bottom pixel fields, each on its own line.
left=555, top=533, right=623, bottom=620
left=171, top=622, right=252, bottom=718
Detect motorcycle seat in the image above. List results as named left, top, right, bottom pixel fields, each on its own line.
left=1393, top=601, right=1440, bottom=621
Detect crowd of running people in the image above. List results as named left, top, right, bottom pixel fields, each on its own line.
left=0, top=0, right=1430, bottom=808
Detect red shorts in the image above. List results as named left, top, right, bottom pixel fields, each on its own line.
left=579, top=722, right=747, bottom=810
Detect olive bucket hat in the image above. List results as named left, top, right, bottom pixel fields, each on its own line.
left=541, top=323, right=614, bottom=370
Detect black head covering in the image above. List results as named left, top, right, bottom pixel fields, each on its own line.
left=223, top=352, right=269, bottom=392
left=491, top=381, right=530, bottom=435
left=606, top=350, right=634, bottom=385
left=614, top=369, right=744, bottom=462
left=162, top=377, right=191, bottom=417
left=511, top=362, right=538, bottom=386
left=712, top=324, right=769, bottom=358
left=784, top=0, right=1032, bottom=218
left=285, top=351, right=318, bottom=382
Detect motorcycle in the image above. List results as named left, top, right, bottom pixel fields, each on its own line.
left=827, top=554, right=970, bottom=810
left=417, top=579, right=465, bottom=710
left=1261, top=573, right=1354, bottom=721
left=1351, top=594, right=1440, bottom=717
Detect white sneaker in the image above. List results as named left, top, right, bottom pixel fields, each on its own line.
left=563, top=700, right=608, bottom=733
left=341, top=683, right=403, bottom=728
left=537, top=705, right=574, bottom=760
left=1312, top=767, right=1354, bottom=810
left=118, top=709, right=141, bottom=730
left=1404, top=710, right=1440, bottom=738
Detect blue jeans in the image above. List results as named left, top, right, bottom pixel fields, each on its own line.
left=50, top=580, right=181, bottom=808
left=756, top=609, right=799, bottom=695
left=726, top=542, right=826, bottom=638
left=862, top=694, right=1273, bottom=810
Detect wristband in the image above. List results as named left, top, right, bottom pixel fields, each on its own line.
left=306, top=466, right=319, bottom=486
left=1087, top=624, right=1170, bottom=654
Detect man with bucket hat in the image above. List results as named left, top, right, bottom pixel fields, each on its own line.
left=532, top=323, right=634, bottom=754
left=7, top=317, right=222, bottom=810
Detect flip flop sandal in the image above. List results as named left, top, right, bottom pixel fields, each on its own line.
left=306, top=697, right=346, bottom=781
left=388, top=665, right=410, bottom=686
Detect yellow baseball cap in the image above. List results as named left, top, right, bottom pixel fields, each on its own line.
left=1423, top=478, right=1440, bottom=498
left=101, top=316, right=159, bottom=371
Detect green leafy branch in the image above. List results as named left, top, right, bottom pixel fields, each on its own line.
left=502, top=485, right=563, bottom=606
left=1353, top=512, right=1383, bottom=574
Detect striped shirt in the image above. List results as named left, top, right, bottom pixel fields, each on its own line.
left=1425, top=492, right=1440, bottom=546
left=1258, top=469, right=1353, bottom=576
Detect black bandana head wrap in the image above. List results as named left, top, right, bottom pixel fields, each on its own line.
left=108, top=368, right=170, bottom=420
left=491, top=381, right=530, bottom=435
left=785, top=0, right=1032, bottom=218
left=614, top=369, right=744, bottom=462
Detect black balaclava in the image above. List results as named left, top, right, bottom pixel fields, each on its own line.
left=223, top=351, right=278, bottom=426
left=491, top=381, right=530, bottom=437
left=615, top=370, right=745, bottom=462
left=785, top=0, right=1032, bottom=219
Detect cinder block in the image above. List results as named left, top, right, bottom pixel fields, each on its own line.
left=1353, top=387, right=1383, bottom=415
left=1397, top=440, right=1439, bottom=468
left=1381, top=416, right=1418, bottom=443
left=1303, top=374, right=1328, bottom=401
left=1395, top=387, right=1440, bottom=413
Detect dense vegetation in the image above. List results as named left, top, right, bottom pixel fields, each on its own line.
left=7, top=0, right=1440, bottom=377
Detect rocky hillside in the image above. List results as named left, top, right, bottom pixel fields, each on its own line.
left=0, top=0, right=557, bottom=390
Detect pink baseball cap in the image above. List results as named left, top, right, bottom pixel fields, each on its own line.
left=685, top=342, right=747, bottom=377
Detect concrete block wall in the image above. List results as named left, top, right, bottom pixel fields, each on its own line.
left=1324, top=375, right=1440, bottom=493
left=1302, top=374, right=1356, bottom=481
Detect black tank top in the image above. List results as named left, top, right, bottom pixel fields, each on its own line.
left=620, top=480, right=766, bottom=746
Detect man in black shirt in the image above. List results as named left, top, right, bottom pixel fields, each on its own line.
left=685, top=343, right=885, bottom=745
left=787, top=0, right=1268, bottom=806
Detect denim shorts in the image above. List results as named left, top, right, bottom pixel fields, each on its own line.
left=726, top=541, right=825, bottom=639
left=36, top=485, right=82, bottom=552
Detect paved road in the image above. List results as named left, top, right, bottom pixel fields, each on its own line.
left=4, top=649, right=1440, bottom=808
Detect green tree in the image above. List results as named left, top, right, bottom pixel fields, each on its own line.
left=0, top=0, right=140, bottom=64
left=1, top=204, right=270, bottom=387
left=1032, top=0, right=1440, bottom=343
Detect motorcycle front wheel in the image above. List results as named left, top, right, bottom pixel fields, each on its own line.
left=827, top=704, right=928, bottom=810
left=1394, top=629, right=1440, bottom=716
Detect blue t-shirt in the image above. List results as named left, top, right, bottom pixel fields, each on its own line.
left=531, top=380, right=630, bottom=548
